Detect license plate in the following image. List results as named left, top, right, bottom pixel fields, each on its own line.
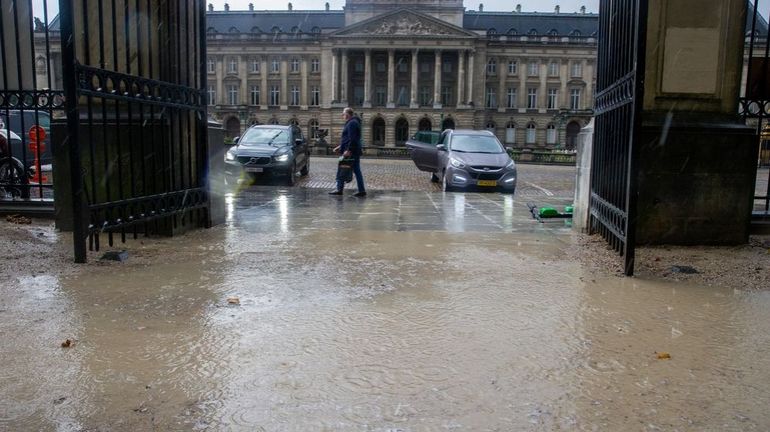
left=245, top=167, right=263, bottom=173
left=477, top=180, right=497, bottom=187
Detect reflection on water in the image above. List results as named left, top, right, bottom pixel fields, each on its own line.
left=1, top=190, right=769, bottom=431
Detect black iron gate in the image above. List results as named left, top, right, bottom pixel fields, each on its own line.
left=589, top=0, right=649, bottom=276
left=0, top=0, right=61, bottom=208
left=59, top=0, right=210, bottom=262
left=741, top=1, right=770, bottom=217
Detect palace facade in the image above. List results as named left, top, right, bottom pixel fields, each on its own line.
left=205, top=0, right=598, bottom=149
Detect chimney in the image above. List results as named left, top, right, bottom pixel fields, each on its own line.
left=516, top=4, right=522, bottom=13
left=479, top=3, right=484, bottom=12
left=288, top=2, right=292, bottom=10
left=325, top=2, right=330, bottom=11
left=224, top=3, right=229, bottom=11
left=555, top=5, right=560, bottom=14
left=249, top=3, right=254, bottom=11
left=580, top=5, right=586, bottom=14
left=208, top=3, right=213, bottom=11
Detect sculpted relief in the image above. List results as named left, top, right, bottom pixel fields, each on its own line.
left=361, top=15, right=452, bottom=36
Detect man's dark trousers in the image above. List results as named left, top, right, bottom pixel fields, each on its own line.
left=336, top=156, right=365, bottom=193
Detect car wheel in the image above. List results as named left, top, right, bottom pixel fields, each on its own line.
left=430, top=173, right=439, bottom=183
left=442, top=170, right=453, bottom=192
left=0, top=157, right=31, bottom=199
left=287, top=162, right=297, bottom=186
left=300, top=158, right=309, bottom=176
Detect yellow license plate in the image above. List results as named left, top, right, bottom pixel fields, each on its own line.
left=477, top=180, right=497, bottom=187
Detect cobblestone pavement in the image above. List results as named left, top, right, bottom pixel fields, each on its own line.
left=292, top=156, right=577, bottom=199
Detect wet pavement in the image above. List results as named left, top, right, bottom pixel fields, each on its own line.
left=2, top=185, right=770, bottom=431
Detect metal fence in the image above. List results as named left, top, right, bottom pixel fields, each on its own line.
left=0, top=0, right=62, bottom=207
left=59, top=0, right=210, bottom=262
left=589, top=0, right=649, bottom=276
left=741, top=1, right=770, bottom=217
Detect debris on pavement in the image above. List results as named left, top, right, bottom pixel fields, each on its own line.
left=6, top=214, right=31, bottom=224
left=61, top=339, right=73, bottom=348
left=656, top=352, right=672, bottom=360
left=227, top=296, right=240, bottom=305
left=100, top=250, right=129, bottom=262
left=671, top=265, right=699, bottom=274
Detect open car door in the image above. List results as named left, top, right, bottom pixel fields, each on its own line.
left=406, top=140, right=439, bottom=173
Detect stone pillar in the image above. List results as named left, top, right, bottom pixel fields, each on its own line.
left=560, top=60, right=569, bottom=109
left=280, top=57, right=288, bottom=110
left=539, top=58, right=548, bottom=112
left=260, top=57, right=268, bottom=110
left=217, top=56, right=225, bottom=105
left=573, top=119, right=594, bottom=232
left=363, top=49, right=372, bottom=108
left=433, top=49, right=442, bottom=109
left=410, top=49, right=419, bottom=108
left=466, top=50, right=475, bottom=107
left=331, top=49, right=339, bottom=103
left=387, top=49, right=395, bottom=108
left=585, top=60, right=595, bottom=110
left=518, top=58, right=527, bottom=113
left=239, top=55, right=248, bottom=105
left=497, top=56, right=506, bottom=112
left=635, top=0, right=756, bottom=244
left=340, top=49, right=349, bottom=104
left=0, top=2, right=34, bottom=90
left=456, top=50, right=465, bottom=107
left=301, top=57, right=309, bottom=109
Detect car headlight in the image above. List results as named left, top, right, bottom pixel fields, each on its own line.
left=225, top=150, right=236, bottom=161
left=274, top=153, right=290, bottom=162
left=506, top=160, right=515, bottom=169
left=450, top=158, right=465, bottom=169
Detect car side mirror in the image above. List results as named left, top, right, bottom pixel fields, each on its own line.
left=436, top=144, right=447, bottom=151
left=232, top=136, right=239, bottom=144
left=294, top=138, right=303, bottom=146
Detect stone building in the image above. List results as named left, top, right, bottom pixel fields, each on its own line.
left=205, top=0, right=599, bottom=149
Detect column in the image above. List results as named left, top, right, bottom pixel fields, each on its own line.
left=410, top=49, right=419, bottom=108
left=539, top=58, right=548, bottom=112
left=433, top=49, right=442, bottom=109
left=260, top=57, right=268, bottom=110
left=363, top=49, right=372, bottom=108
left=585, top=60, right=594, bottom=110
left=560, top=60, right=569, bottom=110
left=217, top=55, right=224, bottom=105
left=301, top=57, right=309, bottom=109
left=518, top=57, right=527, bottom=113
left=340, top=49, right=349, bottom=104
left=280, top=56, right=288, bottom=109
left=498, top=56, right=506, bottom=112
left=387, top=49, right=395, bottom=108
left=466, top=50, right=475, bottom=107
left=456, top=50, right=465, bottom=107
left=239, top=55, right=248, bottom=105
left=331, top=49, right=338, bottom=103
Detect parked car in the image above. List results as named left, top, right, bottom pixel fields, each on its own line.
left=0, top=110, right=52, bottom=169
left=406, top=129, right=517, bottom=193
left=0, top=129, right=31, bottom=199
left=224, top=124, right=310, bottom=186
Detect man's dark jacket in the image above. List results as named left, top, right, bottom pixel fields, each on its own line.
left=340, top=116, right=362, bottom=157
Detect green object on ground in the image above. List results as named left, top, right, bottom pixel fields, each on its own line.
left=539, top=207, right=559, bottom=217
left=564, top=205, right=574, bottom=214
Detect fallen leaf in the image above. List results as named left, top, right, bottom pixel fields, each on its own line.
left=61, top=339, right=72, bottom=348
left=656, top=352, right=671, bottom=360
left=227, top=297, right=240, bottom=305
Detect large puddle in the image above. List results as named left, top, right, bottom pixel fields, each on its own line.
left=1, top=190, right=769, bottom=430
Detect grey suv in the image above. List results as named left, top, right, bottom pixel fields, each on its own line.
left=224, top=124, right=310, bottom=186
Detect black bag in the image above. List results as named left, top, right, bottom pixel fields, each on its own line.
left=338, top=158, right=354, bottom=183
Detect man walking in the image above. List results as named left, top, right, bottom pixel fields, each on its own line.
left=329, top=107, right=367, bottom=197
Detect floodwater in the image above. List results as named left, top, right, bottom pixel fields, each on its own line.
left=2, top=188, right=769, bottom=431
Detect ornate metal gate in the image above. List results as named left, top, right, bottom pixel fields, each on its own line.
left=589, top=0, right=649, bottom=276
left=59, top=0, right=210, bottom=262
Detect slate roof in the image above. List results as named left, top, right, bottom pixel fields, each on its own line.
left=205, top=10, right=345, bottom=33
left=463, top=12, right=599, bottom=36
left=747, top=3, right=769, bottom=36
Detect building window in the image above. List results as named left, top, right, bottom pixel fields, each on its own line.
left=526, top=123, right=536, bottom=144
left=505, top=122, right=516, bottom=144
left=485, top=121, right=496, bottom=132
left=528, top=62, right=539, bottom=76
left=311, top=58, right=320, bottom=73
left=549, top=61, right=559, bottom=77
left=353, top=86, right=364, bottom=105
left=570, top=88, right=582, bottom=110
left=443, top=60, right=453, bottom=74
left=441, top=86, right=452, bottom=106
left=376, top=61, right=387, bottom=73
left=290, top=58, right=300, bottom=73
left=547, top=124, right=557, bottom=144
left=251, top=85, right=260, bottom=105
left=375, top=86, right=386, bottom=106
left=547, top=89, right=558, bottom=110
left=290, top=85, right=300, bottom=105
left=420, top=62, right=431, bottom=74
left=527, top=88, right=537, bottom=109
left=228, top=58, right=238, bottom=74
left=270, top=85, right=280, bottom=105
left=227, top=84, right=239, bottom=105
left=420, top=86, right=431, bottom=105
left=251, top=58, right=260, bottom=73
left=271, top=59, right=280, bottom=73
left=571, top=62, right=583, bottom=78
left=397, top=85, right=408, bottom=106
left=207, top=86, right=216, bottom=105
left=309, top=119, right=320, bottom=139
left=487, top=58, right=497, bottom=75
left=486, top=87, right=497, bottom=108
left=355, top=60, right=364, bottom=73
left=507, top=88, right=517, bottom=108
left=508, top=60, right=518, bottom=75
left=207, top=58, right=215, bottom=73
left=311, top=86, right=320, bottom=106
left=397, top=57, right=408, bottom=73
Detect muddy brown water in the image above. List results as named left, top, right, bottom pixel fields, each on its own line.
left=1, top=189, right=769, bottom=431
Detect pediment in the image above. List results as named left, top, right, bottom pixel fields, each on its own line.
left=331, top=9, right=476, bottom=38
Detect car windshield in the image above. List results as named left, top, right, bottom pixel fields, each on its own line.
left=450, top=135, right=505, bottom=153
left=238, top=128, right=289, bottom=146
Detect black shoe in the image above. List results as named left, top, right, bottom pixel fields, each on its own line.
left=353, top=191, right=367, bottom=197
left=328, top=190, right=343, bottom=195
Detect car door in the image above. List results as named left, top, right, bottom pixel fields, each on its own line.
left=291, top=126, right=307, bottom=167
left=406, top=137, right=439, bottom=173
